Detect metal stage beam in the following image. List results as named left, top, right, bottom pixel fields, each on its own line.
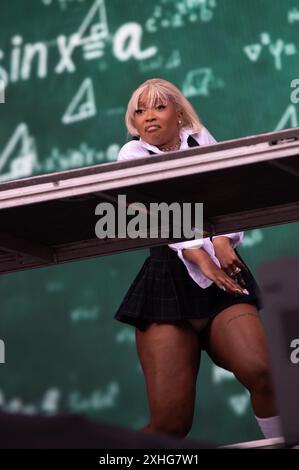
left=0, top=127, right=298, bottom=274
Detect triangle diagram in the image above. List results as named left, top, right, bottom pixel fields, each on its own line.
left=62, top=78, right=96, bottom=124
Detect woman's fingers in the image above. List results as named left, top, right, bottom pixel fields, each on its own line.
left=225, top=278, right=243, bottom=294
left=215, top=272, right=249, bottom=296
left=234, top=256, right=248, bottom=272
left=226, top=257, right=249, bottom=286
left=236, top=272, right=246, bottom=287
left=227, top=267, right=246, bottom=287
left=225, top=254, right=248, bottom=273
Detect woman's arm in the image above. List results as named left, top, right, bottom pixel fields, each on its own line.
left=182, top=247, right=248, bottom=295
left=212, top=236, right=248, bottom=286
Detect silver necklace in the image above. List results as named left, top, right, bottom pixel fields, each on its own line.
left=159, top=138, right=181, bottom=152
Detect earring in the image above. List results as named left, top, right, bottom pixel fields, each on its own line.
left=178, top=120, right=182, bottom=125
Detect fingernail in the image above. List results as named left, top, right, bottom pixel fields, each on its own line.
left=242, top=289, right=249, bottom=295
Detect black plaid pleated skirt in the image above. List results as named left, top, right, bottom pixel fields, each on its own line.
left=114, top=245, right=262, bottom=332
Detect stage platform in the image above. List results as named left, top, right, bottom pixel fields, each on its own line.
left=0, top=127, right=298, bottom=275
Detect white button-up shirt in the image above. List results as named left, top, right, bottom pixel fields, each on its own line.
left=118, top=127, right=244, bottom=288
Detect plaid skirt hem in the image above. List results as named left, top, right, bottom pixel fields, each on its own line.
left=114, top=248, right=262, bottom=332
left=115, top=300, right=260, bottom=332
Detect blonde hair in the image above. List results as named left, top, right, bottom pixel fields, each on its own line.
left=125, top=78, right=203, bottom=136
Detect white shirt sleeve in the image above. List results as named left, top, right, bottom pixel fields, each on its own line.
left=169, top=237, right=220, bottom=288
left=169, top=243, right=213, bottom=288
left=169, top=238, right=204, bottom=251
left=117, top=140, right=149, bottom=161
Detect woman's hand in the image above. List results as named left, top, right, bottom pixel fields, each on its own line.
left=212, top=236, right=248, bottom=287
left=182, top=247, right=248, bottom=296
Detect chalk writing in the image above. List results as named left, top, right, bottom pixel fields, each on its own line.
left=244, top=32, right=297, bottom=70
left=212, top=365, right=234, bottom=384
left=70, top=306, right=100, bottom=322
left=0, top=383, right=119, bottom=414
left=62, top=77, right=97, bottom=124
left=69, top=382, right=119, bottom=411
left=0, top=123, right=38, bottom=182
left=228, top=392, right=250, bottom=416
left=288, top=7, right=299, bottom=24
left=42, top=0, right=88, bottom=10
left=275, top=104, right=298, bottom=130
left=0, top=79, right=5, bottom=103
left=242, top=230, right=263, bottom=248
left=182, top=68, right=224, bottom=97
left=115, top=328, right=135, bottom=345
left=146, top=0, right=217, bottom=32
left=0, top=0, right=157, bottom=87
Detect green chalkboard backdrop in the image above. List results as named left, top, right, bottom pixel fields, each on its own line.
left=0, top=0, right=299, bottom=445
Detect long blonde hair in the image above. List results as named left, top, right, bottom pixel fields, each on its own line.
left=125, top=78, right=203, bottom=136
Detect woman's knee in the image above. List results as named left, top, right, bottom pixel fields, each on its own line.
left=145, top=371, right=197, bottom=437
left=237, top=359, right=274, bottom=395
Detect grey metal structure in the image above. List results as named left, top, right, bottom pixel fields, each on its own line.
left=0, top=127, right=298, bottom=275
left=259, top=256, right=299, bottom=448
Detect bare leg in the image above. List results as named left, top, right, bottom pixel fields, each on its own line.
left=136, top=320, right=201, bottom=438
left=204, top=304, right=277, bottom=417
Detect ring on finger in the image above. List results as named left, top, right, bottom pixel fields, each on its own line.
left=230, top=267, right=241, bottom=276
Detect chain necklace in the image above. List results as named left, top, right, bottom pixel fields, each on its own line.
left=158, top=137, right=181, bottom=152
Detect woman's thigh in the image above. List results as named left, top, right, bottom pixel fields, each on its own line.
left=135, top=320, right=201, bottom=423
left=203, top=303, right=272, bottom=385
